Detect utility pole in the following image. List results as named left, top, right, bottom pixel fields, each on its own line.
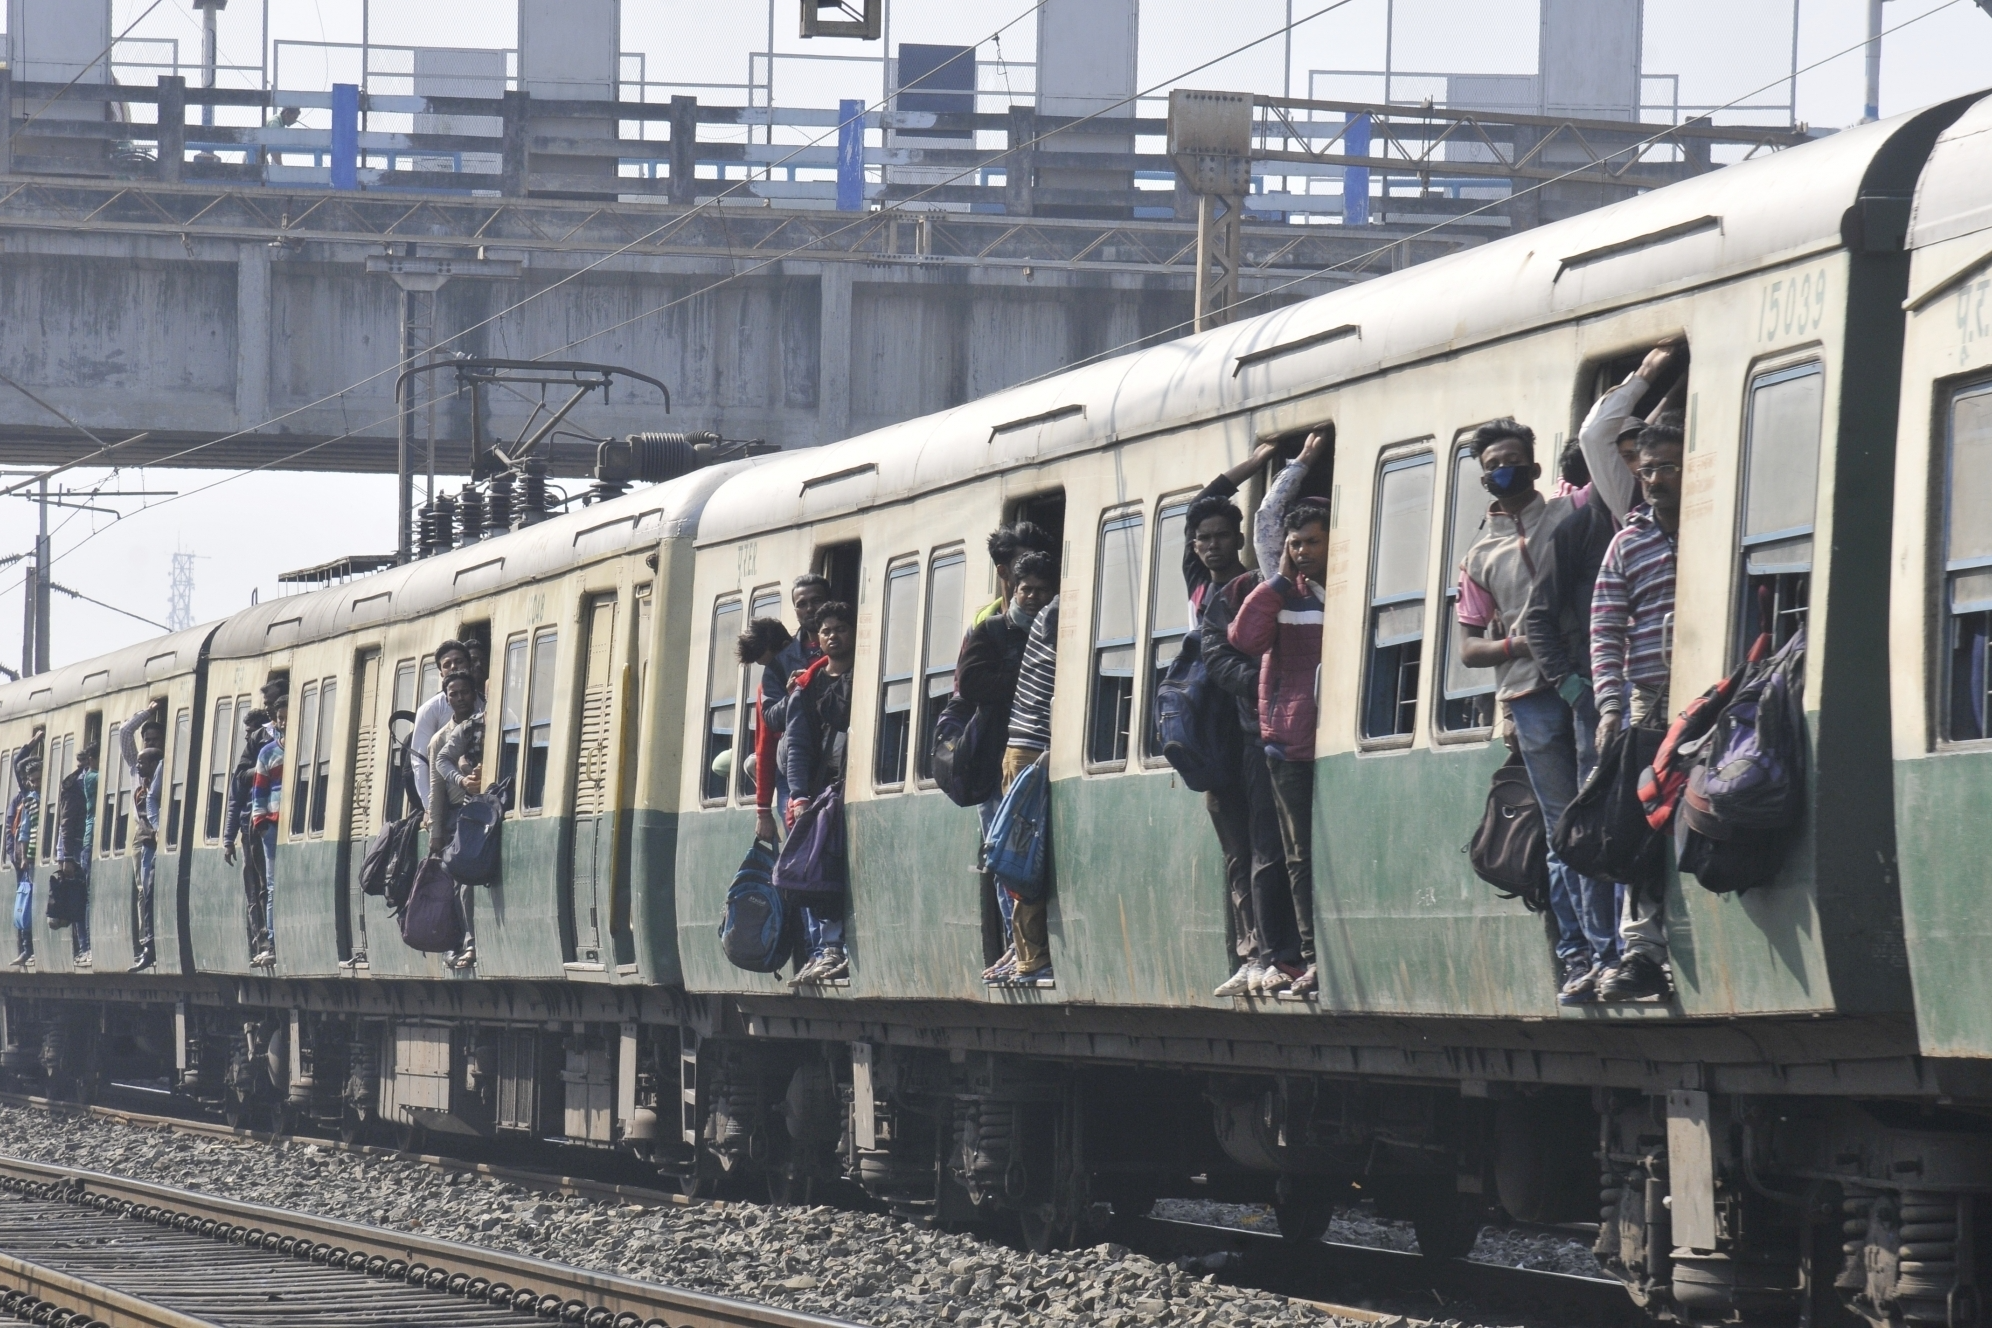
left=1169, top=90, right=1252, bottom=333
left=1864, top=0, right=1884, bottom=123
left=193, top=0, right=225, bottom=130
left=22, top=478, right=49, bottom=676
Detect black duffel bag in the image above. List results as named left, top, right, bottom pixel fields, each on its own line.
left=1467, top=751, right=1552, bottom=911
left=1553, top=723, right=1666, bottom=890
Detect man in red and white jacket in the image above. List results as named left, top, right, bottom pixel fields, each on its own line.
left=1227, top=428, right=1330, bottom=998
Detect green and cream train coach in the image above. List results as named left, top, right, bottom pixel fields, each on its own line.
left=2, top=91, right=1992, bottom=1324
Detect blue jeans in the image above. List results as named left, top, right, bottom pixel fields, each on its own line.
left=72, top=861, right=91, bottom=957
left=1508, top=687, right=1615, bottom=969
left=979, top=795, right=1015, bottom=945
left=257, top=822, right=277, bottom=954
left=12, top=870, right=30, bottom=956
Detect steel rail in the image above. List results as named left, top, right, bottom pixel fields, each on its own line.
left=0, top=1154, right=862, bottom=1328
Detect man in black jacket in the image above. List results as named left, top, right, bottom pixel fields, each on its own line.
left=957, top=552, right=1055, bottom=983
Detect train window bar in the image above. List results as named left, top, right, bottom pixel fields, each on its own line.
left=1941, top=380, right=1992, bottom=742
left=1362, top=452, right=1437, bottom=743
left=698, top=601, right=744, bottom=807
left=1737, top=362, right=1823, bottom=660
left=1143, top=501, right=1193, bottom=764
left=874, top=560, right=921, bottom=791
left=914, top=550, right=967, bottom=785
left=1087, top=511, right=1146, bottom=770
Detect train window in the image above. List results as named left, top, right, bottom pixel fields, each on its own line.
left=740, top=588, right=781, bottom=800
left=418, top=656, right=441, bottom=710
left=1088, top=511, right=1145, bottom=768
left=1363, top=453, right=1436, bottom=741
left=1437, top=443, right=1497, bottom=734
left=1738, top=363, right=1823, bottom=655
left=702, top=600, right=743, bottom=805
left=104, top=738, right=128, bottom=856
left=309, top=678, right=335, bottom=834
left=916, top=551, right=967, bottom=783
left=385, top=659, right=417, bottom=822
left=166, top=707, right=189, bottom=849
left=203, top=697, right=235, bottom=841
left=1144, top=502, right=1192, bottom=760
left=525, top=630, right=557, bottom=812
left=291, top=681, right=319, bottom=838
left=499, top=637, right=527, bottom=805
left=43, top=733, right=72, bottom=851
left=874, top=560, right=921, bottom=789
left=1943, top=382, right=1992, bottom=741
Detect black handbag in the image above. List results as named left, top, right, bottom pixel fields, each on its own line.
left=1553, top=724, right=1666, bottom=891
left=1467, top=752, right=1552, bottom=911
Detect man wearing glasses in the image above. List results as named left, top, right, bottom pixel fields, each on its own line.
left=1589, top=417, right=1686, bottom=1002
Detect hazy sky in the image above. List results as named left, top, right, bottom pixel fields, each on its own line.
left=6, top=0, right=1992, bottom=671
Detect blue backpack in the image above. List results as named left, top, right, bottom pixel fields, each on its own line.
left=984, top=755, right=1050, bottom=903
left=1153, top=632, right=1234, bottom=793
left=719, top=838, right=789, bottom=973
left=443, top=778, right=510, bottom=886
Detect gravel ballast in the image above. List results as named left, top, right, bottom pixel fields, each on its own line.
left=1152, top=1200, right=1603, bottom=1278
left=0, top=1101, right=1445, bottom=1328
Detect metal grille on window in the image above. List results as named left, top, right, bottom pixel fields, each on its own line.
left=1364, top=455, right=1436, bottom=740
left=1739, top=363, right=1823, bottom=655
left=387, top=660, right=417, bottom=821
left=349, top=653, right=381, bottom=843
left=1089, top=513, right=1145, bottom=766
left=167, top=707, right=190, bottom=849
left=917, top=553, right=967, bottom=781
left=1945, top=382, right=1992, bottom=741
left=574, top=598, right=618, bottom=819
left=875, top=562, right=920, bottom=787
left=104, top=740, right=128, bottom=856
left=310, top=679, right=336, bottom=834
left=741, top=589, right=780, bottom=799
left=1438, top=444, right=1497, bottom=733
left=1145, top=504, right=1191, bottom=758
left=703, top=601, right=743, bottom=803
left=499, top=639, right=526, bottom=805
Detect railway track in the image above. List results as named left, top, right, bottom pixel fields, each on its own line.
left=0, top=1088, right=1631, bottom=1327
left=0, top=1153, right=862, bottom=1328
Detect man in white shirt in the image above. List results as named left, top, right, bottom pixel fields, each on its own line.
left=407, top=640, right=474, bottom=813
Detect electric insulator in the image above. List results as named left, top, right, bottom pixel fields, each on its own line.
left=455, top=485, right=485, bottom=544
left=484, top=471, right=514, bottom=536
left=519, top=458, right=549, bottom=526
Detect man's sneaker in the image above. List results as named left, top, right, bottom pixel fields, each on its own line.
left=1598, top=952, right=1671, bottom=1002
left=250, top=950, right=275, bottom=969
left=1558, top=959, right=1600, bottom=1006
left=1287, top=964, right=1318, bottom=998
left=74, top=950, right=91, bottom=966
left=1256, top=962, right=1298, bottom=996
left=128, top=949, right=154, bottom=974
left=7, top=953, right=26, bottom=969
left=982, top=947, right=1017, bottom=983
left=787, top=955, right=824, bottom=987
left=1214, top=960, right=1261, bottom=998
left=814, top=948, right=849, bottom=983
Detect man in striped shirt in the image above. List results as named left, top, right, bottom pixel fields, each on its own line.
left=1589, top=419, right=1684, bottom=1002
left=997, top=592, right=1059, bottom=987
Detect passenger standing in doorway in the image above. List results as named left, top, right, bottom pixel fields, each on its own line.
left=735, top=617, right=796, bottom=806
left=249, top=688, right=287, bottom=969
left=426, top=671, right=485, bottom=971
left=783, top=600, right=857, bottom=985
left=998, top=588, right=1061, bottom=988
left=118, top=708, right=164, bottom=972
left=1453, top=420, right=1610, bottom=1004
left=223, top=708, right=271, bottom=963
left=5, top=740, right=41, bottom=968
left=1227, top=430, right=1330, bottom=998
left=409, top=640, right=475, bottom=816
left=1590, top=418, right=1685, bottom=1002
left=51, top=742, right=98, bottom=964
left=753, top=574, right=831, bottom=845
left=1182, top=441, right=1285, bottom=996
left=959, top=549, right=1056, bottom=984
left=1522, top=341, right=1683, bottom=997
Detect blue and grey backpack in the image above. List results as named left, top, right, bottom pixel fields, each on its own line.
left=719, top=838, right=789, bottom=972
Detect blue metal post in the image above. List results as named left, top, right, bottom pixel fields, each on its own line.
left=836, top=98, right=865, bottom=212
left=1343, top=113, right=1371, bottom=226
left=331, top=83, right=359, bottom=190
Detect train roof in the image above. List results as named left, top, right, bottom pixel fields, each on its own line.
left=206, top=459, right=759, bottom=663
left=0, top=620, right=222, bottom=727
left=1908, top=90, right=1992, bottom=250
left=697, top=96, right=1985, bottom=548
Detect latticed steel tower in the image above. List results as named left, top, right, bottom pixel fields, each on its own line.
left=167, top=550, right=195, bottom=631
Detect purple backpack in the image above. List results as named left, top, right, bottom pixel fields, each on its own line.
left=772, top=782, right=846, bottom=894
left=399, top=858, right=464, bottom=953
left=1683, top=627, right=1806, bottom=840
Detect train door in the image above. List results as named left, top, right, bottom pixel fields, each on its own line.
left=567, top=594, right=619, bottom=965
left=340, top=648, right=382, bottom=964
left=608, top=585, right=652, bottom=967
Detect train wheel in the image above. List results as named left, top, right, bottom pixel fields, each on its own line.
left=1273, top=1198, right=1334, bottom=1244
left=1411, top=1199, right=1483, bottom=1261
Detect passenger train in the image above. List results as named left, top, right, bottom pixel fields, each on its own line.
left=7, top=88, right=1992, bottom=1327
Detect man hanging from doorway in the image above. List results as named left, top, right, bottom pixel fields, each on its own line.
left=4, top=737, right=41, bottom=968
left=119, top=707, right=165, bottom=972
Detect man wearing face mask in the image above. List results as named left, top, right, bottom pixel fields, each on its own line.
left=1455, top=418, right=1612, bottom=1005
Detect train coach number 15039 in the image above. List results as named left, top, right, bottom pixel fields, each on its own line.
left=1758, top=268, right=1828, bottom=344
